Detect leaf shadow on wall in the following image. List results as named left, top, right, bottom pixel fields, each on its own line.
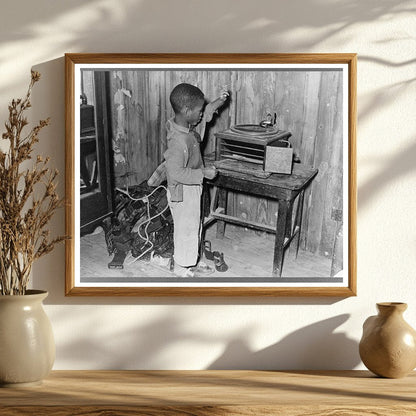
left=207, top=314, right=360, bottom=370
left=358, top=139, right=416, bottom=210
left=2, top=0, right=414, bottom=50
left=356, top=54, right=416, bottom=210
left=0, top=0, right=414, bottom=97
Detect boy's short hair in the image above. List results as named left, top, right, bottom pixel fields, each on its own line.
left=170, top=83, right=205, bottom=114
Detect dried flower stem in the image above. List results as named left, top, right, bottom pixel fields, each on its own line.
left=0, top=71, right=66, bottom=295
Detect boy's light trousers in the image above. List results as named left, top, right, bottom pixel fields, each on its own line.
left=167, top=184, right=202, bottom=267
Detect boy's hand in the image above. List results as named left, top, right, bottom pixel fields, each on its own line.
left=210, top=88, right=230, bottom=113
left=219, top=85, right=230, bottom=102
left=215, top=85, right=230, bottom=107
left=204, top=87, right=230, bottom=123
left=202, top=167, right=217, bottom=180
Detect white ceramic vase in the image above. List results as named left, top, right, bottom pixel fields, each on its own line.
left=0, top=290, right=55, bottom=387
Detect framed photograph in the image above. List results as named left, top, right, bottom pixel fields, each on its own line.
left=65, top=53, right=356, bottom=296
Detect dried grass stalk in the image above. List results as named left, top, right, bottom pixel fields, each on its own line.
left=0, top=71, right=66, bottom=295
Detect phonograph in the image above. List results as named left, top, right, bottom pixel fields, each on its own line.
left=213, top=114, right=296, bottom=177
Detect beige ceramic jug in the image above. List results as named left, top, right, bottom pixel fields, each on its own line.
left=359, top=302, right=416, bottom=378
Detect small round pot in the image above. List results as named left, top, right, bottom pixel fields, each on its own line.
left=359, top=302, right=416, bottom=378
left=0, top=290, right=55, bottom=387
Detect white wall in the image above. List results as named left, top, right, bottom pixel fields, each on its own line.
left=1, top=0, right=415, bottom=370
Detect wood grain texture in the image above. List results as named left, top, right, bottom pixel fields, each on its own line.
left=348, top=55, right=358, bottom=296
left=65, top=286, right=356, bottom=297
left=0, top=370, right=414, bottom=415
left=3, top=405, right=416, bottom=416
left=306, top=71, right=337, bottom=254
left=64, top=54, right=76, bottom=296
left=65, top=53, right=357, bottom=64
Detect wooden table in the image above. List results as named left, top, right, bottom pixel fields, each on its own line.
left=1, top=370, right=415, bottom=415
left=204, top=163, right=318, bottom=276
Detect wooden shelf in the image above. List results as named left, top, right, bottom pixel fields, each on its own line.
left=1, top=370, right=415, bottom=415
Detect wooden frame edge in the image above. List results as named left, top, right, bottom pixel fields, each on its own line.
left=348, top=54, right=357, bottom=296
left=64, top=53, right=358, bottom=65
left=65, top=286, right=357, bottom=297
left=65, top=54, right=76, bottom=296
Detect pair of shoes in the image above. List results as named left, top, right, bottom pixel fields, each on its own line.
left=190, top=261, right=215, bottom=275
left=203, top=240, right=228, bottom=273
left=213, top=251, right=228, bottom=272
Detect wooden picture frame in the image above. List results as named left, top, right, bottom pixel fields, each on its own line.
left=65, top=53, right=356, bottom=296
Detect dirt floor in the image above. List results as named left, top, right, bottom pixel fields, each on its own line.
left=80, top=224, right=333, bottom=283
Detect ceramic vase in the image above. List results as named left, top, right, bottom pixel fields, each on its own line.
left=0, top=290, right=55, bottom=387
left=359, top=302, right=416, bottom=378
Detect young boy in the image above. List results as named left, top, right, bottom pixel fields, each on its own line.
left=164, top=83, right=228, bottom=277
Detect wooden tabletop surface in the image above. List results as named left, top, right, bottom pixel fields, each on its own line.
left=204, top=153, right=318, bottom=191
left=216, top=163, right=318, bottom=190
left=1, top=370, right=415, bottom=415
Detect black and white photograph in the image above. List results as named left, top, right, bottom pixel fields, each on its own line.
left=65, top=54, right=356, bottom=296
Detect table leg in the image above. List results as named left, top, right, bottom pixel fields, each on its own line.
left=273, top=200, right=290, bottom=277
left=285, top=201, right=294, bottom=241
left=293, top=190, right=305, bottom=258
left=216, top=187, right=227, bottom=239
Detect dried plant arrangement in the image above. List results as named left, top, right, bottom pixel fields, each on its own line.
left=0, top=71, right=65, bottom=295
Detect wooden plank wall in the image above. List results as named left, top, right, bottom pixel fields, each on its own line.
left=82, top=69, right=343, bottom=260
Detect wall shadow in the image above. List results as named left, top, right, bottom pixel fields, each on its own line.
left=207, top=314, right=360, bottom=370
left=359, top=138, right=416, bottom=209
left=54, top=311, right=215, bottom=369
left=0, top=0, right=414, bottom=97
left=53, top=310, right=359, bottom=370
left=0, top=0, right=413, bottom=55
